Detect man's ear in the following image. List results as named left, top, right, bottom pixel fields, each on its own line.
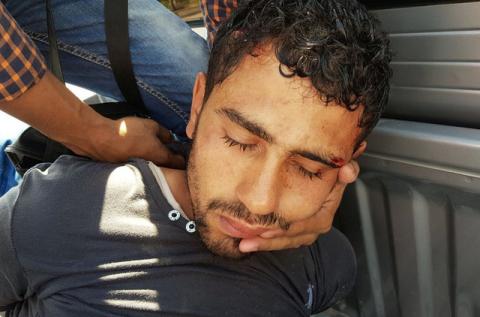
left=186, top=72, right=207, bottom=139
left=352, top=141, right=367, bottom=159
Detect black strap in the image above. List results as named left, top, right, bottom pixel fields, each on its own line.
left=104, top=0, right=148, bottom=113
left=44, top=0, right=147, bottom=115
left=45, top=0, right=64, bottom=82
left=90, top=102, right=146, bottom=119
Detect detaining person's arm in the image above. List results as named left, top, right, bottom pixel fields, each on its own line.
left=1, top=71, right=185, bottom=168
left=0, top=3, right=184, bottom=168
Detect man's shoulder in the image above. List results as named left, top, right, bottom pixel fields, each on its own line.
left=12, top=155, right=150, bottom=242
left=308, top=227, right=356, bottom=269
left=22, top=155, right=148, bottom=194
left=239, top=228, right=355, bottom=314
left=267, top=228, right=356, bottom=313
left=0, top=155, right=159, bottom=294
left=306, top=228, right=357, bottom=313
left=256, top=228, right=355, bottom=276
left=16, top=155, right=151, bottom=212
left=25, top=155, right=137, bottom=178
left=8, top=155, right=153, bottom=270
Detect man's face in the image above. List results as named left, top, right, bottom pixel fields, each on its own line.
left=186, top=49, right=364, bottom=258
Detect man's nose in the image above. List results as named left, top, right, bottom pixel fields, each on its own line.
left=236, top=157, right=281, bottom=216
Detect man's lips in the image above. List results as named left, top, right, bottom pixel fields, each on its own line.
left=218, top=215, right=270, bottom=239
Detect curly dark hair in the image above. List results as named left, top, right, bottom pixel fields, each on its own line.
left=204, top=0, right=392, bottom=142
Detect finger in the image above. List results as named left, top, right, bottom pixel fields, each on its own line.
left=163, top=153, right=186, bottom=169
left=281, top=210, right=334, bottom=237
left=260, top=229, right=284, bottom=238
left=150, top=145, right=186, bottom=169
left=338, top=161, right=360, bottom=184
left=322, top=179, right=349, bottom=213
left=281, top=180, right=349, bottom=238
left=325, top=179, right=349, bottom=208
left=261, top=177, right=351, bottom=240
left=352, top=141, right=367, bottom=159
left=239, top=234, right=318, bottom=252
left=154, top=154, right=185, bottom=169
left=258, top=166, right=356, bottom=244
left=143, top=119, right=173, bottom=143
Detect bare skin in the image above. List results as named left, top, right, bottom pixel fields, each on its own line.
left=162, top=158, right=360, bottom=254
left=1, top=70, right=360, bottom=254
left=241, top=150, right=361, bottom=252
left=167, top=48, right=366, bottom=258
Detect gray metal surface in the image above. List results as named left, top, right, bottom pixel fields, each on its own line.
left=363, top=119, right=480, bottom=191
left=337, top=6, right=480, bottom=314
left=373, top=2, right=480, bottom=128
left=375, top=2, right=480, bottom=33
left=337, top=118, right=480, bottom=317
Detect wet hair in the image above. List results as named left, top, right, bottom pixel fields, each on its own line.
left=205, top=0, right=392, bottom=141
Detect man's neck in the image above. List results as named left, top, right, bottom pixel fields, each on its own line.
left=157, top=167, right=194, bottom=219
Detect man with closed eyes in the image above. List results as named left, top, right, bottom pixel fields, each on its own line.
left=0, top=0, right=391, bottom=316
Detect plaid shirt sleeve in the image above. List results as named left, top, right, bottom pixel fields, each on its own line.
left=200, top=0, right=239, bottom=46
left=0, top=3, right=47, bottom=102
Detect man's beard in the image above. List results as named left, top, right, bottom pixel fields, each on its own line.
left=186, top=138, right=243, bottom=258
left=195, top=200, right=291, bottom=259
left=186, top=135, right=290, bottom=259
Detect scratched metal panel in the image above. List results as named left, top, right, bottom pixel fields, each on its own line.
left=335, top=119, right=480, bottom=317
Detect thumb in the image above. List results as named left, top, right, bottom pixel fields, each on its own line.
left=149, top=142, right=186, bottom=169
left=338, top=161, right=360, bottom=184
left=144, top=119, right=173, bottom=143
left=319, top=177, right=349, bottom=217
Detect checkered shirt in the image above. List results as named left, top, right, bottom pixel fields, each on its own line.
left=200, top=0, right=239, bottom=45
left=0, top=2, right=46, bottom=102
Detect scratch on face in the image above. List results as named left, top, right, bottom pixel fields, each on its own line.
left=331, top=157, right=345, bottom=168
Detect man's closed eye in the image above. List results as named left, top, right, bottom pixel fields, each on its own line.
left=222, top=135, right=323, bottom=181
left=222, top=135, right=258, bottom=152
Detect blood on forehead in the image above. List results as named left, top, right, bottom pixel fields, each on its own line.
left=331, top=157, right=346, bottom=168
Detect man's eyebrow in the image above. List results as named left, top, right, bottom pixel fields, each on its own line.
left=290, top=150, right=344, bottom=168
left=216, top=108, right=274, bottom=143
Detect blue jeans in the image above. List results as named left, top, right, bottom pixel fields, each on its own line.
left=1, top=0, right=209, bottom=196
left=6, top=0, right=209, bottom=138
